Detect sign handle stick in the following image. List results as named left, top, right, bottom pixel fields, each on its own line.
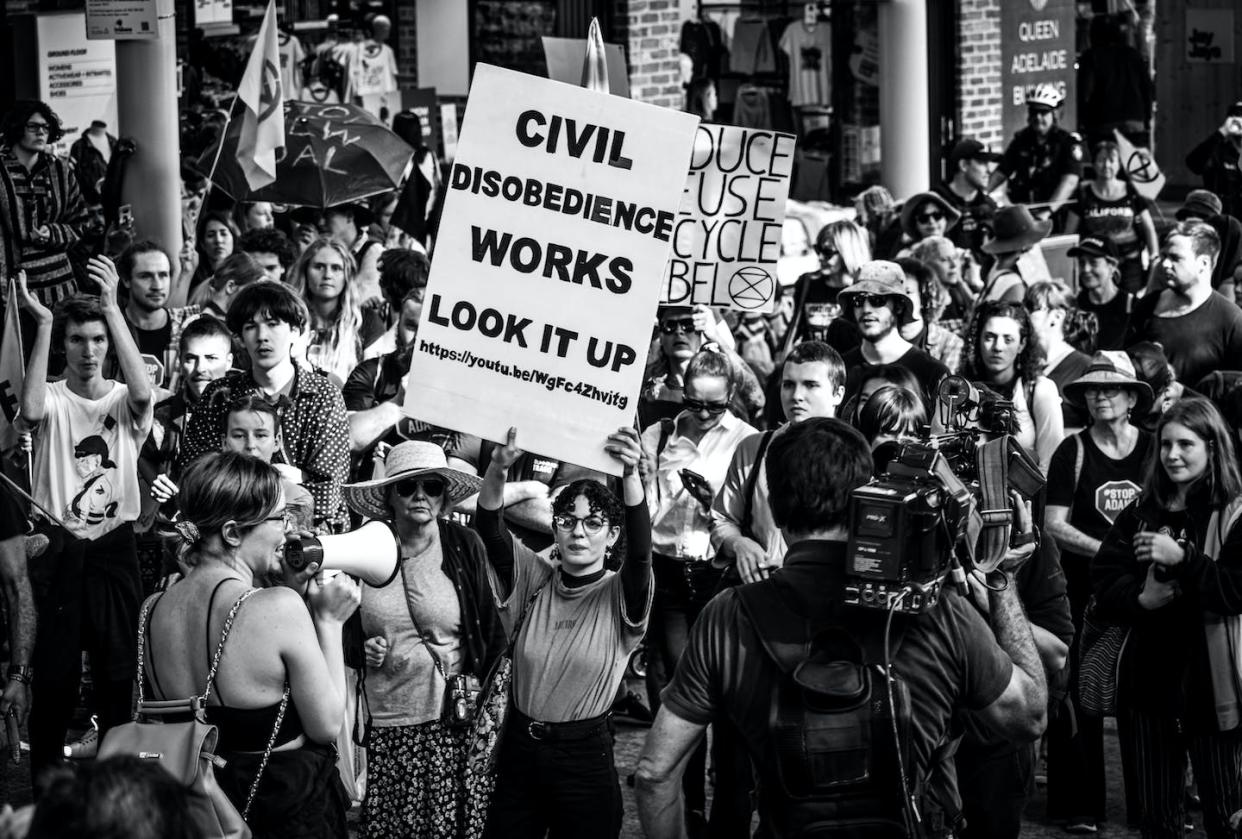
left=203, top=97, right=241, bottom=203
left=0, top=468, right=67, bottom=533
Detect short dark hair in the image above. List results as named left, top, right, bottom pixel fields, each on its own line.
left=378, top=248, right=431, bottom=309
left=784, top=340, right=846, bottom=388
left=1165, top=219, right=1221, bottom=264
left=239, top=227, right=296, bottom=269
left=226, top=280, right=309, bottom=335
left=766, top=417, right=872, bottom=534
left=857, top=385, right=926, bottom=444
left=221, top=393, right=284, bottom=438
left=2, top=100, right=64, bottom=146
left=52, top=295, right=108, bottom=351
left=117, top=240, right=171, bottom=282
left=178, top=313, right=234, bottom=356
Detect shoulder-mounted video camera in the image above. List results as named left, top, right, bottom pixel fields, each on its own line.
left=845, top=376, right=1045, bottom=614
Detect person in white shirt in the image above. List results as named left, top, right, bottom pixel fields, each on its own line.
left=638, top=348, right=756, bottom=831
left=15, top=258, right=154, bottom=778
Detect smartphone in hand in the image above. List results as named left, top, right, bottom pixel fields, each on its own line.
left=679, top=468, right=714, bottom=509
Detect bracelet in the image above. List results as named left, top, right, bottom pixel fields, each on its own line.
left=6, top=665, right=32, bottom=685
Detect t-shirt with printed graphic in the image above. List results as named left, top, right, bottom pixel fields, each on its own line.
left=1046, top=428, right=1152, bottom=564
left=778, top=21, right=832, bottom=107
left=34, top=380, right=153, bottom=541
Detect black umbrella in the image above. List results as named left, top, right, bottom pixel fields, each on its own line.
left=195, top=101, right=415, bottom=207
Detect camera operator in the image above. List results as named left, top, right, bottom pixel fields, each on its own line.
left=636, top=418, right=1049, bottom=839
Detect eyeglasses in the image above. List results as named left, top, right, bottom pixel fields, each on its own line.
left=1084, top=385, right=1123, bottom=398
left=660, top=318, right=697, bottom=335
left=815, top=246, right=839, bottom=259
left=24, top=122, right=50, bottom=135
left=916, top=211, right=944, bottom=223
left=552, top=513, right=609, bottom=534
left=262, top=510, right=294, bottom=531
left=394, top=477, right=445, bottom=497
left=850, top=294, right=892, bottom=309
left=683, top=397, right=730, bottom=415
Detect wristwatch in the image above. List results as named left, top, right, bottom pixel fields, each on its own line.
left=6, top=665, right=32, bottom=685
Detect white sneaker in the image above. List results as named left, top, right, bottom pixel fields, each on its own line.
left=63, top=716, right=98, bottom=759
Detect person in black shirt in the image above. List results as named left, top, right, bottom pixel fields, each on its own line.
left=990, top=85, right=1084, bottom=228
left=1176, top=189, right=1242, bottom=302
left=117, top=241, right=201, bottom=393
left=934, top=138, right=1001, bottom=259
left=1185, top=102, right=1242, bottom=223
left=837, top=260, right=949, bottom=408
left=1071, top=236, right=1133, bottom=351
left=780, top=220, right=868, bottom=358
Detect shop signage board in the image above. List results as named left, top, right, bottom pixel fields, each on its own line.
left=37, top=13, right=119, bottom=154
left=1186, top=9, right=1234, bottom=64
left=404, top=64, right=699, bottom=474
left=195, top=0, right=233, bottom=26
left=661, top=124, right=795, bottom=312
left=998, top=0, right=1076, bottom=142
left=85, top=0, right=158, bottom=40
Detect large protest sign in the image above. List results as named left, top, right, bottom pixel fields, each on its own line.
left=403, top=64, right=699, bottom=474
left=661, top=125, right=795, bottom=312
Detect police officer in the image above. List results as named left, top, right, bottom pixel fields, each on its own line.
left=990, top=84, right=1084, bottom=227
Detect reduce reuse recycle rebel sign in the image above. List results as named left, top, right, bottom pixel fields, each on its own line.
left=403, top=64, right=699, bottom=475
left=661, top=125, right=796, bottom=313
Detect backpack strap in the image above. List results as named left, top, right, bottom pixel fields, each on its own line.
left=656, top=418, right=675, bottom=460
left=741, top=431, right=776, bottom=541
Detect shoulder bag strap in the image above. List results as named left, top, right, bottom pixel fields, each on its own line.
left=200, top=587, right=262, bottom=705
left=1069, top=432, right=1084, bottom=519
left=132, top=592, right=165, bottom=716
left=508, top=578, right=550, bottom=652
left=242, top=681, right=290, bottom=821
left=740, top=431, right=776, bottom=540
left=397, top=559, right=452, bottom=681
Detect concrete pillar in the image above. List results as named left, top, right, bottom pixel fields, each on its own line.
left=116, top=0, right=186, bottom=304
left=878, top=0, right=931, bottom=201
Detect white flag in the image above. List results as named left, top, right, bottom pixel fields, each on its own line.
left=237, top=0, right=285, bottom=191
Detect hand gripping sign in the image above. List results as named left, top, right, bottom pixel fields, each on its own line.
left=403, top=64, right=699, bottom=474
left=661, top=125, right=796, bottom=313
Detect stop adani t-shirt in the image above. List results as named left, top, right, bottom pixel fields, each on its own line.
left=34, top=380, right=152, bottom=541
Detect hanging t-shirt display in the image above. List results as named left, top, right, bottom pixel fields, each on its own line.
left=278, top=32, right=305, bottom=96
left=779, top=21, right=832, bottom=107
left=730, top=18, right=776, bottom=75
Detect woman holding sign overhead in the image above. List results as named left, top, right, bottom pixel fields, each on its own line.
left=476, top=426, right=652, bottom=839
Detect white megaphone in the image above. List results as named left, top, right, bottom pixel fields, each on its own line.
left=283, top=520, right=399, bottom=587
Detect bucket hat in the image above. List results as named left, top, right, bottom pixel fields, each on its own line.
left=342, top=440, right=482, bottom=521
left=982, top=205, right=1052, bottom=255
left=837, top=261, right=916, bottom=325
left=1063, top=351, right=1153, bottom=415
left=1176, top=190, right=1223, bottom=221
left=900, top=192, right=962, bottom=239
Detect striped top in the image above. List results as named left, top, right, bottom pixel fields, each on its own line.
left=0, top=146, right=92, bottom=306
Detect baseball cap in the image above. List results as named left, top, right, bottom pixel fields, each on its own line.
left=949, top=139, right=1002, bottom=169
left=1067, top=236, right=1120, bottom=261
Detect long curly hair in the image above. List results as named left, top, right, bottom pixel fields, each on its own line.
left=552, top=479, right=626, bottom=570
left=962, top=300, right=1045, bottom=386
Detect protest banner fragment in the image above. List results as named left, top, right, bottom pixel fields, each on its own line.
left=662, top=124, right=796, bottom=312
left=403, top=64, right=699, bottom=474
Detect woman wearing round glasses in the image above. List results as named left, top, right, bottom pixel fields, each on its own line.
left=475, top=425, right=651, bottom=839
left=339, top=440, right=506, bottom=838
left=637, top=348, right=755, bottom=830
left=141, top=451, right=360, bottom=837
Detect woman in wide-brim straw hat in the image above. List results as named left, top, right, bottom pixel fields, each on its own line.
left=341, top=440, right=506, bottom=838
left=1043, top=351, right=1154, bottom=832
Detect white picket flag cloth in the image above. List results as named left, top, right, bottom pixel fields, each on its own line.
left=237, top=0, right=286, bottom=191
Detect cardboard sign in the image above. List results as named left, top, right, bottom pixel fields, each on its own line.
left=661, top=125, right=795, bottom=312
left=1095, top=480, right=1140, bottom=524
left=403, top=64, right=699, bottom=474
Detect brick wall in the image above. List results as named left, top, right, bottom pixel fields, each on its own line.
left=957, top=0, right=1003, bottom=148
left=395, top=1, right=417, bottom=83
left=614, top=0, right=683, bottom=109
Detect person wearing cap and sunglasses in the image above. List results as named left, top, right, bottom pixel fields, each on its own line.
left=1186, top=101, right=1242, bottom=223
left=1071, top=235, right=1134, bottom=352
left=837, top=260, right=950, bottom=410
left=1043, top=352, right=1154, bottom=835
left=340, top=441, right=506, bottom=838
left=989, top=84, right=1084, bottom=222
left=474, top=425, right=651, bottom=839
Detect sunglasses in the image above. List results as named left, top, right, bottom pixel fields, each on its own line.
left=850, top=293, right=893, bottom=309
left=916, top=211, right=944, bottom=223
left=552, top=513, right=609, bottom=534
left=394, top=477, right=445, bottom=497
left=816, top=246, right=839, bottom=259
left=660, top=318, right=697, bottom=335
left=683, top=397, right=730, bottom=415
left=1084, top=386, right=1123, bottom=398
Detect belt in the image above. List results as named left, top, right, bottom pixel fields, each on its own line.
left=510, top=708, right=611, bottom=743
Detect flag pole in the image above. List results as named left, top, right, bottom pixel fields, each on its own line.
left=202, top=96, right=242, bottom=204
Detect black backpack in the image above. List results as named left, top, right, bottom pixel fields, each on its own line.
left=735, top=581, right=925, bottom=839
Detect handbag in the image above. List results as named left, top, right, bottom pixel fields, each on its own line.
left=1077, top=596, right=1129, bottom=717
left=98, top=588, right=290, bottom=839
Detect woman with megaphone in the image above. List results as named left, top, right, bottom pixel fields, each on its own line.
left=339, top=441, right=507, bottom=838
left=139, top=451, right=360, bottom=837
left=475, top=426, right=652, bottom=839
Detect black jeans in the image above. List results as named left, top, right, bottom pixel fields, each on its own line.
left=28, top=522, right=141, bottom=782
left=484, top=716, right=623, bottom=839
left=956, top=740, right=1036, bottom=839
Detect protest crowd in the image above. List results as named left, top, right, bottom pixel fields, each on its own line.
left=3, top=3, right=1242, bottom=839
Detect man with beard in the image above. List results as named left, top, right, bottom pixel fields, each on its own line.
left=837, top=260, right=950, bottom=407
left=116, top=241, right=202, bottom=395
left=1125, top=220, right=1242, bottom=387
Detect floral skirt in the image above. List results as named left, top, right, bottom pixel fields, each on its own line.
left=363, top=720, right=481, bottom=839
